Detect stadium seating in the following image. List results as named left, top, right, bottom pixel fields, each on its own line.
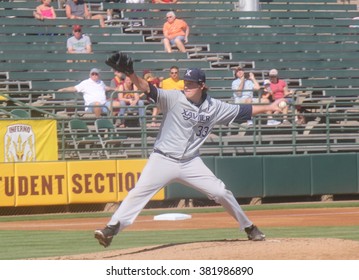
left=68, top=118, right=103, bottom=159
left=2, top=0, right=359, bottom=160
left=95, top=118, right=128, bottom=159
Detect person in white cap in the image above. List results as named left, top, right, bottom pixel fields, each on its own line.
left=57, top=68, right=119, bottom=117
left=268, top=69, right=293, bottom=124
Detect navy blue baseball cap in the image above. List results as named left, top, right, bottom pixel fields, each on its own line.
left=183, top=68, right=206, bottom=83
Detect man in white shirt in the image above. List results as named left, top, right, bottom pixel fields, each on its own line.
left=58, top=68, right=119, bottom=117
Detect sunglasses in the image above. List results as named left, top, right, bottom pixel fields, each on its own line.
left=74, top=30, right=81, bottom=33
left=91, top=73, right=99, bottom=76
left=166, top=16, right=173, bottom=19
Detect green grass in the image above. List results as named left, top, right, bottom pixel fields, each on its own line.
left=1, top=201, right=359, bottom=259
left=1, top=225, right=359, bottom=260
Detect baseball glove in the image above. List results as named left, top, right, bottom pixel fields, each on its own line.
left=105, top=52, right=134, bottom=76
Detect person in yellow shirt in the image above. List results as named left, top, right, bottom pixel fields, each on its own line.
left=161, top=66, right=184, bottom=90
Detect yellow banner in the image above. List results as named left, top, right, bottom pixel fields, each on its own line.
left=14, top=162, right=68, bottom=207
left=0, top=120, right=58, bottom=162
left=67, top=160, right=118, bottom=204
left=0, top=159, right=165, bottom=207
left=0, top=162, right=16, bottom=207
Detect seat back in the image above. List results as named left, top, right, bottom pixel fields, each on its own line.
left=95, top=119, right=115, bottom=132
left=69, top=119, right=92, bottom=138
left=11, top=109, right=30, bottom=118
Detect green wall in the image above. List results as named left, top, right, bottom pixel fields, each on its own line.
left=165, top=153, right=359, bottom=199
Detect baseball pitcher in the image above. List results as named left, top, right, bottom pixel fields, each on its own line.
left=95, top=53, right=287, bottom=247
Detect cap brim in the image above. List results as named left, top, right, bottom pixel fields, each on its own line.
left=183, top=77, right=198, bottom=82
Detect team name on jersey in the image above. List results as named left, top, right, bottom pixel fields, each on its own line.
left=181, top=109, right=211, bottom=123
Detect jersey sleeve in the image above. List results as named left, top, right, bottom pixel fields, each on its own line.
left=215, top=100, right=240, bottom=125
left=215, top=101, right=252, bottom=125
left=148, top=83, right=158, bottom=102
left=234, top=104, right=252, bottom=123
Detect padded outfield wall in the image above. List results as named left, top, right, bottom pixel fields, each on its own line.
left=1, top=153, right=359, bottom=207
left=167, top=153, right=359, bottom=199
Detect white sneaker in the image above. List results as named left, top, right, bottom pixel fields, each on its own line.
left=247, top=120, right=253, bottom=126
left=267, top=120, right=281, bottom=126
left=282, top=119, right=291, bottom=125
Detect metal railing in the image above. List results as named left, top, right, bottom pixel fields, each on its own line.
left=2, top=90, right=359, bottom=161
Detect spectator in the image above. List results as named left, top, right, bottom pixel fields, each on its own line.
left=57, top=68, right=119, bottom=117
left=231, top=67, right=260, bottom=105
left=65, top=0, right=106, bottom=28
left=231, top=67, right=260, bottom=125
left=110, top=70, right=126, bottom=89
left=163, top=11, right=189, bottom=53
left=34, top=0, right=57, bottom=21
left=259, top=80, right=281, bottom=126
left=143, top=70, right=162, bottom=88
left=143, top=71, right=163, bottom=127
left=161, top=66, right=184, bottom=90
left=116, top=76, right=145, bottom=127
left=67, top=25, right=92, bottom=54
left=260, top=80, right=272, bottom=103
left=268, top=69, right=293, bottom=124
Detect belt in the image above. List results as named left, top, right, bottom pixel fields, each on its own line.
left=153, top=149, right=180, bottom=161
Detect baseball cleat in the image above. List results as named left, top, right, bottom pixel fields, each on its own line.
left=245, top=224, right=266, bottom=241
left=94, top=223, right=120, bottom=248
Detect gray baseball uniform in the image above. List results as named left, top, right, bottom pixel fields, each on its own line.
left=108, top=83, right=254, bottom=232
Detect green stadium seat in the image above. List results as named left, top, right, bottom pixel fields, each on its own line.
left=10, top=109, right=30, bottom=118
left=95, top=119, right=128, bottom=159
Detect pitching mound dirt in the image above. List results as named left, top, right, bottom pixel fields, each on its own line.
left=46, top=238, right=359, bottom=260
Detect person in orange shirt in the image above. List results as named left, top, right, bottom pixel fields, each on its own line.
left=162, top=11, right=189, bottom=53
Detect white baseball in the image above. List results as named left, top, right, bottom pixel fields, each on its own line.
left=278, top=100, right=287, bottom=109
